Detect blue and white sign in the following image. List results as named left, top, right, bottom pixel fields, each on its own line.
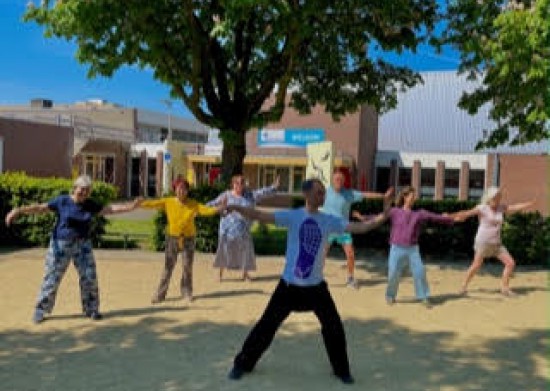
left=257, top=128, right=325, bottom=148
left=164, top=152, right=172, bottom=163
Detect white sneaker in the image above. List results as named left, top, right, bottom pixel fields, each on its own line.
left=346, top=277, right=359, bottom=289
left=32, top=309, right=45, bottom=324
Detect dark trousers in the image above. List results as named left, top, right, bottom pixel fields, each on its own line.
left=234, top=279, right=351, bottom=377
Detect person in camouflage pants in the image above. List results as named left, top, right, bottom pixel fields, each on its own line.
left=5, top=175, right=141, bottom=324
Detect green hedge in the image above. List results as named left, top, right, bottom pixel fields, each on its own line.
left=152, top=183, right=225, bottom=252
left=350, top=199, right=478, bottom=259
left=502, top=212, right=550, bottom=266
left=0, top=172, right=117, bottom=246
left=292, top=196, right=549, bottom=266
left=252, top=223, right=287, bottom=255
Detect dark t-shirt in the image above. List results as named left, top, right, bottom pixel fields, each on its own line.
left=47, top=195, right=103, bottom=240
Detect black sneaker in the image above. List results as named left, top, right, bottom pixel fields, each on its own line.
left=86, top=310, right=103, bottom=320
left=228, top=366, right=245, bottom=380
left=337, top=374, right=355, bottom=385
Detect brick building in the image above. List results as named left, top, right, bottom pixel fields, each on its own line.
left=0, top=117, right=73, bottom=177
left=0, top=99, right=208, bottom=197
left=189, top=71, right=547, bottom=214
left=1, top=72, right=546, bottom=213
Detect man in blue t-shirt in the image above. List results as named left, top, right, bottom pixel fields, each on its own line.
left=225, top=178, right=390, bottom=385
left=322, top=170, right=386, bottom=289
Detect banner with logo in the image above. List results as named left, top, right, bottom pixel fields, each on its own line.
left=257, top=128, right=325, bottom=148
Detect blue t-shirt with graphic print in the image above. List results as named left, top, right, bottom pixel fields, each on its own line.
left=321, top=186, right=363, bottom=219
left=47, top=195, right=103, bottom=240
left=274, top=208, right=347, bottom=286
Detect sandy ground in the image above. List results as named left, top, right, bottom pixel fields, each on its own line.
left=0, top=248, right=547, bottom=391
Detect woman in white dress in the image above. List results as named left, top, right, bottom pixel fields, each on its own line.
left=208, top=174, right=279, bottom=281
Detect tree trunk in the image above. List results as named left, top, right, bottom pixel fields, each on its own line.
left=220, top=129, right=247, bottom=183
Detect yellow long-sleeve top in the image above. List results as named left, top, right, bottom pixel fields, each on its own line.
left=141, top=197, right=217, bottom=237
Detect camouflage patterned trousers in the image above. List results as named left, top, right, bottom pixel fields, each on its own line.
left=153, top=236, right=196, bottom=301
left=36, top=238, right=99, bottom=314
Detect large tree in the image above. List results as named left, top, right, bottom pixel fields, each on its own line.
left=26, top=0, right=437, bottom=180
left=441, top=0, right=550, bottom=149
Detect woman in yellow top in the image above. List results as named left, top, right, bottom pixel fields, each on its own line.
left=140, top=179, right=224, bottom=303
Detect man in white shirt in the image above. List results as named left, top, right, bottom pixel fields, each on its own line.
left=225, top=178, right=391, bottom=385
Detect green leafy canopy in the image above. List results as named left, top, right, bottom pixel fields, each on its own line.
left=25, top=0, right=437, bottom=178
left=439, top=0, right=550, bottom=149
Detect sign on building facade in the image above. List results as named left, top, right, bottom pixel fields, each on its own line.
left=257, top=128, right=325, bottom=148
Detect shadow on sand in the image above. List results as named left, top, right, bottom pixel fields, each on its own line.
left=1, top=314, right=546, bottom=391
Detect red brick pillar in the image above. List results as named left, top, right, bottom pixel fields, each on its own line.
left=459, top=161, right=470, bottom=200
left=434, top=160, right=445, bottom=200
left=389, top=159, right=398, bottom=189
left=412, top=160, right=421, bottom=191
left=156, top=151, right=163, bottom=197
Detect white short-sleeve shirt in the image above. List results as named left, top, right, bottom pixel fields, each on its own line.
left=274, top=208, right=347, bottom=286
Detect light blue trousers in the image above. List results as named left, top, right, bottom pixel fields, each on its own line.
left=386, top=245, right=430, bottom=300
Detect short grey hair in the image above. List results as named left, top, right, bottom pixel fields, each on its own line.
left=73, top=175, right=92, bottom=189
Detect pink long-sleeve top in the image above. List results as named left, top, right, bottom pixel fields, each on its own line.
left=388, top=207, right=453, bottom=246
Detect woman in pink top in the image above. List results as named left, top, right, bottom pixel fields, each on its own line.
left=454, top=187, right=536, bottom=296
left=383, top=186, right=454, bottom=307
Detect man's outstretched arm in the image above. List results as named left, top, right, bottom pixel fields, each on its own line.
left=225, top=204, right=276, bottom=224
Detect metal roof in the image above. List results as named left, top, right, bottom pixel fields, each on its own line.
left=378, top=71, right=548, bottom=155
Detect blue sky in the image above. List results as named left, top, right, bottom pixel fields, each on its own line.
left=0, top=0, right=460, bottom=119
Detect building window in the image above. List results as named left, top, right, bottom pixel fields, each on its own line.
left=147, top=158, right=157, bottom=196
left=137, top=125, right=209, bottom=144
left=137, top=126, right=162, bottom=143
left=444, top=168, right=460, bottom=199
left=292, top=166, right=305, bottom=193
left=375, top=167, right=391, bottom=193
left=259, top=165, right=290, bottom=192
left=398, top=167, right=412, bottom=190
left=130, top=157, right=141, bottom=196
left=469, top=169, right=485, bottom=200
left=173, top=130, right=207, bottom=143
left=420, top=168, right=435, bottom=199
left=83, top=154, right=115, bottom=184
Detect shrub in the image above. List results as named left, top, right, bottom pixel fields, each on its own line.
left=150, top=187, right=549, bottom=265
left=345, top=198, right=478, bottom=259
left=0, top=172, right=117, bottom=246
left=502, top=212, right=550, bottom=266
left=252, top=223, right=287, bottom=255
